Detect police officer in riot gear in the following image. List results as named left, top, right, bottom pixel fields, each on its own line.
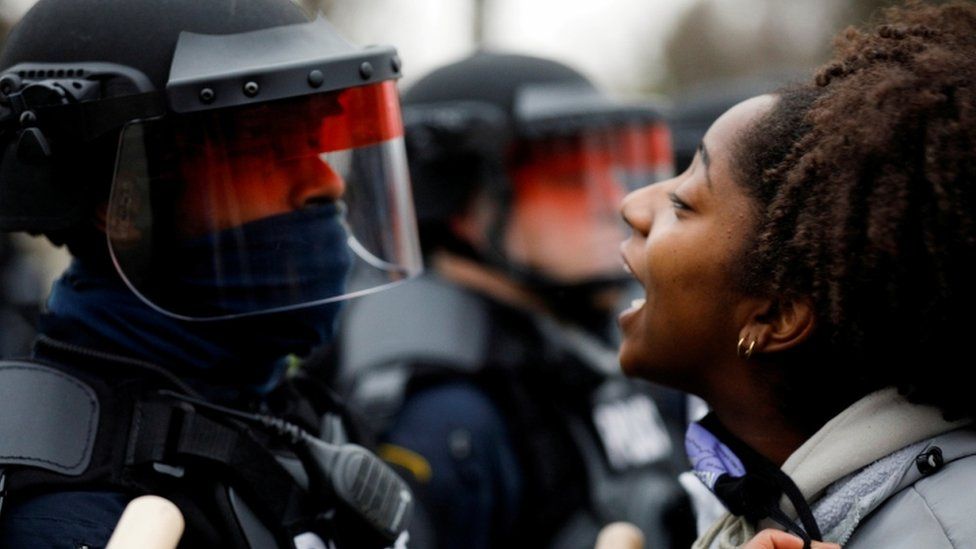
left=335, top=52, right=695, bottom=549
left=0, top=0, right=420, bottom=547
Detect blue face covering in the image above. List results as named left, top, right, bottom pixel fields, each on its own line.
left=158, top=202, right=352, bottom=319
left=41, top=204, right=352, bottom=394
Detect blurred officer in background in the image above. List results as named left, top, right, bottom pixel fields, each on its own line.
left=0, top=234, right=46, bottom=358
left=0, top=0, right=422, bottom=547
left=332, top=52, right=695, bottom=549
left=667, top=73, right=801, bottom=173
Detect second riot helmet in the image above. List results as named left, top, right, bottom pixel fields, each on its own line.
left=402, top=52, right=672, bottom=299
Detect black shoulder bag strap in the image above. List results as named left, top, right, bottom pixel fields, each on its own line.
left=0, top=359, right=314, bottom=536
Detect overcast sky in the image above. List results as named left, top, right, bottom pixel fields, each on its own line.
left=2, top=0, right=700, bottom=93
left=2, top=0, right=841, bottom=95
left=328, top=0, right=700, bottom=93
left=0, top=0, right=32, bottom=20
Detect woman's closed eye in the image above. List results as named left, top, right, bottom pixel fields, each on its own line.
left=669, top=191, right=692, bottom=212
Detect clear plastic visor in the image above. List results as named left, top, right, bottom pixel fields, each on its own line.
left=107, top=81, right=422, bottom=320
left=504, top=122, right=673, bottom=283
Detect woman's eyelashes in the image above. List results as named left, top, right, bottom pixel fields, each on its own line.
left=668, top=191, right=692, bottom=212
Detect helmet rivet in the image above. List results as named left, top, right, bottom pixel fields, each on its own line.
left=243, top=81, right=260, bottom=97
left=19, top=110, right=37, bottom=127
left=0, top=73, right=22, bottom=97
left=199, top=88, right=216, bottom=104
left=359, top=62, right=374, bottom=80
left=308, top=70, right=325, bottom=88
left=391, top=56, right=402, bottom=74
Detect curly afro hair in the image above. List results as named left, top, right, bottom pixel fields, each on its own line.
left=734, top=1, right=976, bottom=430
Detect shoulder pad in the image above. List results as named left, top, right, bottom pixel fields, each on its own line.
left=0, top=360, right=99, bottom=475
left=339, top=276, right=490, bottom=377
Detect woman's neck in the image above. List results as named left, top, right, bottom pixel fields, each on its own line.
left=703, top=370, right=813, bottom=466
left=715, top=408, right=809, bottom=466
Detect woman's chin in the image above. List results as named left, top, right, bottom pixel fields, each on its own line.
left=617, top=341, right=682, bottom=388
left=617, top=340, right=645, bottom=378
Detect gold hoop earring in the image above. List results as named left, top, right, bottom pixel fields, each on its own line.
left=737, top=337, right=757, bottom=360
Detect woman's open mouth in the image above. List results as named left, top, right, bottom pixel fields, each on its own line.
left=620, top=296, right=646, bottom=321
left=618, top=253, right=646, bottom=325
left=618, top=298, right=646, bottom=338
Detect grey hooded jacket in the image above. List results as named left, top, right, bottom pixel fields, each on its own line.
left=693, top=388, right=976, bottom=548
left=845, top=428, right=976, bottom=548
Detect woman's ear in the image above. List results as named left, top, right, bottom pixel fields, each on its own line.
left=738, top=296, right=816, bottom=356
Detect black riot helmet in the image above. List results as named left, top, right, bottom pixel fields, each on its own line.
left=402, top=52, right=672, bottom=310
left=0, top=0, right=422, bottom=320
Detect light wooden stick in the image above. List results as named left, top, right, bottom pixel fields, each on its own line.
left=105, top=495, right=185, bottom=549
left=595, top=521, right=645, bottom=549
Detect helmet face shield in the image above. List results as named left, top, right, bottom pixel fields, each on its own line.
left=504, top=122, right=672, bottom=283
left=107, top=81, right=422, bottom=320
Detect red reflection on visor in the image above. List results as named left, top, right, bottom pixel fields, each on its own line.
left=618, top=123, right=673, bottom=172
left=322, top=80, right=404, bottom=151
left=505, top=124, right=673, bottom=281
left=512, top=122, right=672, bottom=185
left=509, top=143, right=625, bottom=240
left=172, top=81, right=406, bottom=236
left=176, top=80, right=404, bottom=156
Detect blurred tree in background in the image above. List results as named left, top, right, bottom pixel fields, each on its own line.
left=840, top=0, right=913, bottom=23
left=661, top=0, right=951, bottom=94
left=662, top=0, right=822, bottom=93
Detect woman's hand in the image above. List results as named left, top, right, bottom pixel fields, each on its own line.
left=742, top=529, right=840, bottom=549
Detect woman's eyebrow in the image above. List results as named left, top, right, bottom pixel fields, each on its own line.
left=698, top=142, right=714, bottom=190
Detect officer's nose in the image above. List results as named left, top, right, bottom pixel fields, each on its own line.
left=288, top=154, right=347, bottom=208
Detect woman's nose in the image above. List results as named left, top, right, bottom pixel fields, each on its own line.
left=289, top=154, right=347, bottom=207
left=620, top=182, right=660, bottom=236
